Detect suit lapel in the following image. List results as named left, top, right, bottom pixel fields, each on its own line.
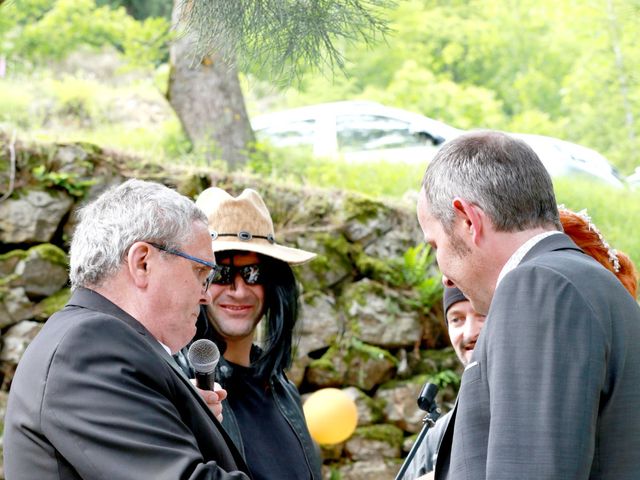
left=434, top=398, right=458, bottom=479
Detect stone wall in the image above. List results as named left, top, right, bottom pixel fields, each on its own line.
left=0, top=134, right=460, bottom=479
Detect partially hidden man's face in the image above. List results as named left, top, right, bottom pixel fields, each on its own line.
left=417, top=190, right=495, bottom=315
left=208, top=252, right=265, bottom=344
left=446, top=300, right=486, bottom=366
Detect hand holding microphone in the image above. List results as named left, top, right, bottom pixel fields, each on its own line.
left=188, top=339, right=226, bottom=421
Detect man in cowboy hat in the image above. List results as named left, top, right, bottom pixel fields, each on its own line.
left=176, top=187, right=322, bottom=480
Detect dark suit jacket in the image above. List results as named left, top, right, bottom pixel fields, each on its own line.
left=3, top=288, right=251, bottom=480
left=435, top=234, right=640, bottom=480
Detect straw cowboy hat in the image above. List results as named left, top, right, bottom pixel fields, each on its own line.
left=195, top=187, right=316, bottom=265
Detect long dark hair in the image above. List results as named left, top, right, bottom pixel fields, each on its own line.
left=258, top=255, right=300, bottom=377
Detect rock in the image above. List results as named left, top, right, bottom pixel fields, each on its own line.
left=342, top=386, right=381, bottom=426
left=344, top=424, right=404, bottom=461
left=297, top=292, right=341, bottom=357
left=343, top=279, right=422, bottom=348
left=335, top=459, right=401, bottom=480
left=306, top=338, right=397, bottom=391
left=0, top=288, right=33, bottom=328
left=0, top=190, right=73, bottom=243
left=375, top=379, right=426, bottom=433
left=0, top=321, right=43, bottom=364
left=14, top=244, right=68, bottom=297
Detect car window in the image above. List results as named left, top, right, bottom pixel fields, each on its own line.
left=255, top=118, right=316, bottom=148
left=336, top=114, right=427, bottom=152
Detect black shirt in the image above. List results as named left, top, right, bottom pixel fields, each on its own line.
left=225, top=363, right=311, bottom=480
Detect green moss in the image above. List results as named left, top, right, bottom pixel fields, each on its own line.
left=30, top=244, right=68, bottom=267
left=343, top=194, right=387, bottom=222
left=308, top=346, right=341, bottom=372
left=0, top=272, right=20, bottom=288
left=31, top=166, right=95, bottom=198
left=328, top=469, right=342, bottom=480
left=34, top=288, right=71, bottom=319
left=355, top=423, right=404, bottom=445
left=349, top=338, right=398, bottom=365
left=378, top=373, right=430, bottom=391
left=353, top=250, right=395, bottom=280
left=306, top=233, right=355, bottom=277
left=0, top=250, right=28, bottom=263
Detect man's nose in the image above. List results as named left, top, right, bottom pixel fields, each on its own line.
left=229, top=272, right=248, bottom=292
left=442, top=275, right=455, bottom=288
left=464, top=315, right=482, bottom=339
left=200, top=286, right=213, bottom=304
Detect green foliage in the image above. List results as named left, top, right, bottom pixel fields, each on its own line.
left=273, top=0, right=640, bottom=173
left=427, top=368, right=461, bottom=391
left=96, top=0, right=171, bottom=20
left=179, top=0, right=394, bottom=86
left=32, top=165, right=95, bottom=197
left=0, top=0, right=170, bottom=70
left=246, top=142, right=425, bottom=198
left=400, top=244, right=443, bottom=309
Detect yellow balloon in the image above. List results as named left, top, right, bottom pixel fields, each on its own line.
left=303, top=388, right=358, bottom=445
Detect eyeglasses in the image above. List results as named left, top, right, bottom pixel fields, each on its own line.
left=148, top=242, right=218, bottom=292
left=210, top=263, right=265, bottom=286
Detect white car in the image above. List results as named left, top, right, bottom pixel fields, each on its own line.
left=627, top=167, right=640, bottom=189
left=252, top=101, right=624, bottom=188
left=512, top=133, right=625, bottom=188
left=251, top=101, right=462, bottom=165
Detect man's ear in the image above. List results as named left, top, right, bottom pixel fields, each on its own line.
left=452, top=197, right=485, bottom=246
left=127, top=242, right=153, bottom=288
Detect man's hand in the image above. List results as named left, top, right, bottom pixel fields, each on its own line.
left=192, top=380, right=227, bottom=422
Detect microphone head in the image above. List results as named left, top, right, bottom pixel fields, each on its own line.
left=187, top=339, right=220, bottom=374
left=417, top=382, right=438, bottom=411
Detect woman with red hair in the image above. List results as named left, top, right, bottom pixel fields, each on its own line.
left=559, top=207, right=638, bottom=298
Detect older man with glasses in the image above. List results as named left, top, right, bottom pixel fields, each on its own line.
left=176, top=187, right=323, bottom=480
left=3, top=179, right=250, bottom=480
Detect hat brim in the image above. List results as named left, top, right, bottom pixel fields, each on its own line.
left=211, top=240, right=316, bottom=266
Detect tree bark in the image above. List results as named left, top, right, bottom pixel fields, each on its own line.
left=167, top=0, right=254, bottom=169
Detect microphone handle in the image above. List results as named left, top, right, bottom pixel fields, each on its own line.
left=194, top=371, right=216, bottom=391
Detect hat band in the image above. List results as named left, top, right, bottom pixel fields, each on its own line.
left=211, top=231, right=276, bottom=244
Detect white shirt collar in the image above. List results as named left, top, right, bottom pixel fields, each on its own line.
left=496, top=231, right=563, bottom=287
left=158, top=341, right=172, bottom=355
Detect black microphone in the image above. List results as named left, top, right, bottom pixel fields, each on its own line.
left=394, top=382, right=440, bottom=480
left=417, top=382, right=439, bottom=412
left=187, top=339, right=220, bottom=391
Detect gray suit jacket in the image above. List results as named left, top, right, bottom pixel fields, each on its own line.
left=3, top=288, right=251, bottom=480
left=435, top=234, right=640, bottom=480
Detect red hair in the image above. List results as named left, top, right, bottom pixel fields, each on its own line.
left=560, top=209, right=638, bottom=299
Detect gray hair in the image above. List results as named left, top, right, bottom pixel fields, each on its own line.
left=422, top=130, right=561, bottom=233
left=69, top=179, right=208, bottom=290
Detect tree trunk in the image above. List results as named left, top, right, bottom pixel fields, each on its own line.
left=167, top=0, right=254, bottom=169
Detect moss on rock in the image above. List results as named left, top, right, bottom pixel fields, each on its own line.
left=34, top=288, right=71, bottom=320
left=30, top=243, right=68, bottom=267
left=354, top=424, right=404, bottom=446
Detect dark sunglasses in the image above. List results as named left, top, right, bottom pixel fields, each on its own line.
left=210, top=264, right=266, bottom=286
